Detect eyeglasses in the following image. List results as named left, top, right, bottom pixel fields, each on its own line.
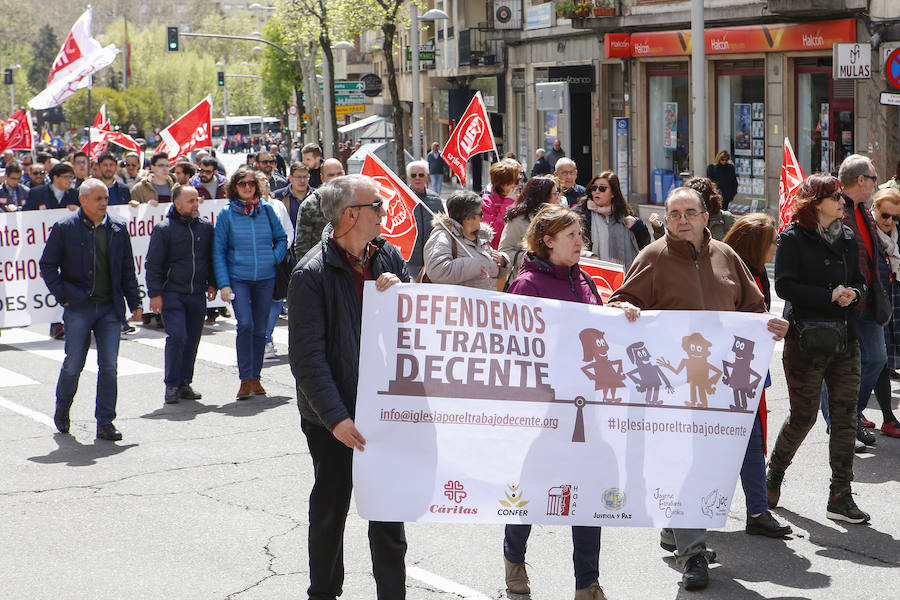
left=666, top=210, right=704, bottom=221
left=30, top=170, right=45, bottom=175
left=409, top=173, right=426, bottom=178
left=881, top=213, right=900, bottom=222
left=862, top=174, right=878, bottom=181
left=589, top=185, right=608, bottom=193
left=259, top=159, right=276, bottom=165
left=556, top=170, right=576, bottom=176
left=350, top=199, right=384, bottom=210
left=199, top=168, right=215, bottom=174
left=236, top=180, right=257, bottom=188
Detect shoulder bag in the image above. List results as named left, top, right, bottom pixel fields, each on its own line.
left=264, top=203, right=294, bottom=300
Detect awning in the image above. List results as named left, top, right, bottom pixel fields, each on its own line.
left=338, top=114, right=383, bottom=134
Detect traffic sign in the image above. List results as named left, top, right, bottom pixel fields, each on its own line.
left=317, top=80, right=364, bottom=92
left=886, top=47, right=900, bottom=90
left=881, top=92, right=900, bottom=106
left=335, top=92, right=365, bottom=105
left=336, top=104, right=365, bottom=116
left=288, top=104, right=298, bottom=116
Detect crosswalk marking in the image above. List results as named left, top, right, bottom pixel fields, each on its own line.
left=133, top=337, right=236, bottom=366
left=0, top=396, right=55, bottom=429
left=0, top=367, right=39, bottom=387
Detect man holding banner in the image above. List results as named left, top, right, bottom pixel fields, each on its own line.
left=609, top=186, right=788, bottom=591
left=288, top=175, right=409, bottom=600
left=39, top=179, right=143, bottom=441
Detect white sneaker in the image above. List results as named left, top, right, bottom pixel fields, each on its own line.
left=264, top=342, right=277, bottom=359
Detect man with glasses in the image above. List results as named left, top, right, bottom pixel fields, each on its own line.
left=95, top=152, right=132, bottom=206
left=275, top=162, right=313, bottom=229
left=191, top=156, right=227, bottom=200
left=294, top=158, right=345, bottom=259
left=131, top=152, right=174, bottom=205
left=406, top=159, right=444, bottom=279
left=554, top=158, right=585, bottom=208
left=116, top=152, right=143, bottom=189
left=24, top=163, right=79, bottom=211
left=0, top=161, right=29, bottom=211
left=256, top=150, right=288, bottom=192
left=20, top=155, right=35, bottom=186
left=72, top=151, right=90, bottom=187
left=609, top=186, right=787, bottom=592
left=289, top=174, right=409, bottom=600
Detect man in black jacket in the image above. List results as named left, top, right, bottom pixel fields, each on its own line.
left=23, top=163, right=79, bottom=211
left=145, top=186, right=216, bottom=405
left=288, top=174, right=409, bottom=600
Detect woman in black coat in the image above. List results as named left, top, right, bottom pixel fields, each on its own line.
left=707, top=150, right=738, bottom=210
left=767, top=174, right=870, bottom=524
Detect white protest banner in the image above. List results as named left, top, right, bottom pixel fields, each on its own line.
left=353, top=283, right=776, bottom=528
left=0, top=200, right=227, bottom=327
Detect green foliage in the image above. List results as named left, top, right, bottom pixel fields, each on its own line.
left=261, top=16, right=302, bottom=114
left=28, top=25, right=58, bottom=90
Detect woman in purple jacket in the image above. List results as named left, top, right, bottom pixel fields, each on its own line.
left=503, top=203, right=605, bottom=600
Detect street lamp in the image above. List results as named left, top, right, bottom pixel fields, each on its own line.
left=411, top=8, right=448, bottom=159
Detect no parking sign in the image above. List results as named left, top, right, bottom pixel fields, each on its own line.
left=887, top=47, right=900, bottom=90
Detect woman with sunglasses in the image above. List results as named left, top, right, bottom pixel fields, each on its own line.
left=422, top=190, right=507, bottom=289
left=497, top=176, right=562, bottom=283
left=575, top=171, right=650, bottom=273
left=213, top=166, right=288, bottom=399
left=767, top=174, right=870, bottom=524
left=868, top=188, right=900, bottom=437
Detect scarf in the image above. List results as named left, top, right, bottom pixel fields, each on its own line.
left=877, top=226, right=900, bottom=279
left=234, top=197, right=260, bottom=215
left=817, top=219, right=842, bottom=244
left=590, top=210, right=639, bottom=271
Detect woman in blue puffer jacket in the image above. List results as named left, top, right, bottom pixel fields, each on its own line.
left=213, top=166, right=287, bottom=399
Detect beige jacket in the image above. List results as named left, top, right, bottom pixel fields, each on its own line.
left=423, top=214, right=505, bottom=290
left=131, top=174, right=175, bottom=204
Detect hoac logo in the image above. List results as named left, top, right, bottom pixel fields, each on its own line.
left=458, top=113, right=485, bottom=155
left=430, top=480, right=478, bottom=515
left=372, top=176, right=414, bottom=237
left=547, top=484, right=576, bottom=516
left=498, top=483, right=529, bottom=516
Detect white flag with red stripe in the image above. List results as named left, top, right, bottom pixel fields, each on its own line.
left=440, top=92, right=497, bottom=186
left=778, top=137, right=805, bottom=233
left=361, top=152, right=421, bottom=261
left=27, top=8, right=117, bottom=110
left=154, top=96, right=212, bottom=163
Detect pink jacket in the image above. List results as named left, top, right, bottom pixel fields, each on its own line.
left=481, top=190, right=515, bottom=249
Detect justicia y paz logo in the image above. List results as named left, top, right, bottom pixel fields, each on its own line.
left=430, top=479, right=477, bottom=515
left=498, top=484, right=529, bottom=516
left=547, top=484, right=576, bottom=516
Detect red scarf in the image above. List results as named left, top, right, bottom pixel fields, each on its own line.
left=236, top=197, right=260, bottom=215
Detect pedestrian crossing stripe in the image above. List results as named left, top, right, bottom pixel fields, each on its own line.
left=133, top=337, right=237, bottom=367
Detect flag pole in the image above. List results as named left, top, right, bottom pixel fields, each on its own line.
left=86, top=76, right=92, bottom=159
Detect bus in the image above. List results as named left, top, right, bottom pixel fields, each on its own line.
left=211, top=116, right=283, bottom=144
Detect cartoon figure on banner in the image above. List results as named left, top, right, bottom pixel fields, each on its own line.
left=657, top=333, right=722, bottom=408
left=579, top=328, right=626, bottom=403
left=721, top=336, right=761, bottom=411
left=624, top=341, right=674, bottom=406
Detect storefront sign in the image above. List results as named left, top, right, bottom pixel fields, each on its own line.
left=547, top=65, right=595, bottom=94
left=886, top=47, right=900, bottom=90
left=525, top=2, right=552, bottom=30
left=353, top=283, right=777, bottom=528
left=361, top=73, right=383, bottom=97
left=604, top=34, right=631, bottom=59
left=663, top=103, right=677, bottom=150
left=613, top=117, right=630, bottom=202
left=629, top=19, right=855, bottom=58
left=833, top=43, right=871, bottom=79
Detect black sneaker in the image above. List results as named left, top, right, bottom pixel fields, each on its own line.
left=682, top=554, right=709, bottom=591
left=826, top=492, right=870, bottom=524
left=857, top=426, right=877, bottom=447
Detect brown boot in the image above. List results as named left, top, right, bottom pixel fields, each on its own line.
left=236, top=380, right=253, bottom=400
left=250, top=379, right=266, bottom=395
left=574, top=582, right=608, bottom=600
left=504, top=557, right=530, bottom=595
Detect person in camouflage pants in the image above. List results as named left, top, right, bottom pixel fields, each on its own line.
left=293, top=158, right=345, bottom=260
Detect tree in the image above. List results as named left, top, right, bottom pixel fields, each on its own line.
left=28, top=25, right=58, bottom=91
left=261, top=16, right=303, bottom=118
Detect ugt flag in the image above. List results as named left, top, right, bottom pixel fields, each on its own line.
left=0, top=110, right=35, bottom=153
left=361, top=152, right=422, bottom=261
left=778, top=137, right=805, bottom=233
left=441, top=92, right=496, bottom=186
left=155, top=96, right=212, bottom=163
left=27, top=8, right=118, bottom=110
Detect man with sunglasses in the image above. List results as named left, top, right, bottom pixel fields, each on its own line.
left=289, top=174, right=409, bottom=600
left=609, top=186, right=787, bottom=592
left=191, top=156, right=227, bottom=200
left=406, top=160, right=444, bottom=279
left=554, top=158, right=585, bottom=208
left=116, top=152, right=143, bottom=189
left=256, top=150, right=288, bottom=192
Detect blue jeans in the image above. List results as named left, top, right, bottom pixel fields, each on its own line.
left=740, top=411, right=767, bottom=515
left=161, top=292, right=206, bottom=388
left=266, top=300, right=284, bottom=344
left=504, top=524, right=601, bottom=589
left=429, top=174, right=443, bottom=195
left=856, top=316, right=887, bottom=421
left=55, top=302, right=121, bottom=426
left=230, top=278, right=274, bottom=380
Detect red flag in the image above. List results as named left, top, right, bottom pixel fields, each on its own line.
left=0, top=110, right=35, bottom=153
left=361, top=152, right=421, bottom=261
left=440, top=91, right=496, bottom=186
left=778, top=137, right=805, bottom=233
left=155, top=96, right=212, bottom=163
left=578, top=257, right=624, bottom=304
left=92, top=104, right=108, bottom=129
left=124, top=19, right=132, bottom=80
left=81, top=128, right=140, bottom=159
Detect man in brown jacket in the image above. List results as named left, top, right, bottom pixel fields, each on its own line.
left=609, top=186, right=788, bottom=592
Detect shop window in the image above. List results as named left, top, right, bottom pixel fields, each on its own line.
left=647, top=64, right=688, bottom=204
left=715, top=62, right=765, bottom=208
left=797, top=72, right=830, bottom=175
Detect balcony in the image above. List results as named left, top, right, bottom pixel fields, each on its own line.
left=767, top=0, right=866, bottom=17
left=458, top=28, right=503, bottom=68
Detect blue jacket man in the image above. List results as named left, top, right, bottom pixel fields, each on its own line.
left=23, top=163, right=80, bottom=211
left=146, top=186, right=216, bottom=404
left=39, top=178, right=142, bottom=441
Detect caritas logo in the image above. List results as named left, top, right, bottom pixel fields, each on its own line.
left=373, top=176, right=414, bottom=237
left=430, top=480, right=478, bottom=515
left=458, top=113, right=485, bottom=155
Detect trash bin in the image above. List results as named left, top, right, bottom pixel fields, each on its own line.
left=652, top=169, right=673, bottom=204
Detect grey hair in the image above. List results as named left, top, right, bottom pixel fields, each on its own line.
left=320, top=174, right=377, bottom=223
left=406, top=160, right=428, bottom=177
left=78, top=178, right=107, bottom=199
left=554, top=157, right=576, bottom=171
left=535, top=148, right=546, bottom=157
left=838, top=154, right=874, bottom=187
left=665, top=186, right=706, bottom=212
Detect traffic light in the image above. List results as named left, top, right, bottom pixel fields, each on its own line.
left=3, top=69, right=11, bottom=85
left=167, top=26, right=179, bottom=52
left=217, top=71, right=225, bottom=87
